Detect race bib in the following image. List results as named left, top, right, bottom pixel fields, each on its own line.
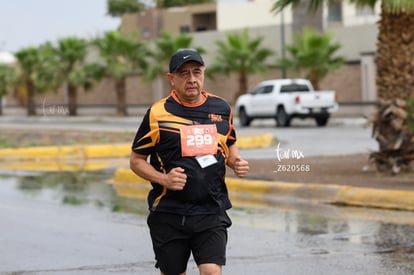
left=180, top=124, right=218, bottom=157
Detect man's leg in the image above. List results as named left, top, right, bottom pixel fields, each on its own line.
left=199, top=263, right=222, bottom=275
left=148, top=212, right=191, bottom=275
left=191, top=212, right=232, bottom=275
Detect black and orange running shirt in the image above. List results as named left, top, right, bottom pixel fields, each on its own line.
left=132, top=90, right=236, bottom=215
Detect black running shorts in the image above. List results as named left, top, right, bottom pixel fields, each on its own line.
left=147, top=211, right=232, bottom=274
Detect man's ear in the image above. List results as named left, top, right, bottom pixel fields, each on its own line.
left=167, top=73, right=174, bottom=86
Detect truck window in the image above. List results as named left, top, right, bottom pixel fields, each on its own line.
left=280, top=84, right=310, bottom=93
left=254, top=85, right=273, bottom=95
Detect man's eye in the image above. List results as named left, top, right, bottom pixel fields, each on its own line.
left=180, top=72, right=189, bottom=78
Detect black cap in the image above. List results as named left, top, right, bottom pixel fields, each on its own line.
left=169, top=49, right=205, bottom=73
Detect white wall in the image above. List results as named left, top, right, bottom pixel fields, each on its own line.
left=329, top=24, right=378, bottom=61
left=217, top=0, right=380, bottom=32
left=217, top=0, right=292, bottom=31
left=341, top=2, right=381, bottom=26
left=192, top=22, right=377, bottom=63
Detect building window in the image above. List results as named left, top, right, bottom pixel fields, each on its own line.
left=180, top=25, right=190, bottom=33
left=328, top=2, right=342, bottom=22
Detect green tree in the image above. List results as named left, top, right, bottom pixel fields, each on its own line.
left=0, top=64, right=17, bottom=115
left=107, top=0, right=145, bottom=17
left=14, top=45, right=59, bottom=116
left=272, top=0, right=414, bottom=173
left=145, top=32, right=205, bottom=100
left=279, top=27, right=344, bottom=90
left=156, top=0, right=214, bottom=8
left=94, top=31, right=148, bottom=116
left=209, top=29, right=274, bottom=103
left=54, top=37, right=104, bottom=116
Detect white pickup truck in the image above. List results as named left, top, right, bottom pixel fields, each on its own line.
left=235, top=78, right=338, bottom=127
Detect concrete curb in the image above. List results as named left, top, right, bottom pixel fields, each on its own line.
left=112, top=168, right=414, bottom=212
left=0, top=159, right=127, bottom=172
left=226, top=178, right=414, bottom=211
left=0, top=144, right=131, bottom=160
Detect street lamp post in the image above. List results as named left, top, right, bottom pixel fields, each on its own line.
left=280, top=10, right=287, bottom=79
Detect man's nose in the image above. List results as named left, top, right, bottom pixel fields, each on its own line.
left=187, top=72, right=197, bottom=81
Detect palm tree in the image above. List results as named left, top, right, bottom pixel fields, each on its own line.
left=107, top=0, right=145, bottom=17
left=155, top=0, right=214, bottom=8
left=145, top=31, right=205, bottom=100
left=94, top=31, right=148, bottom=116
left=208, top=29, right=274, bottom=103
left=279, top=27, right=344, bottom=90
left=272, top=0, right=414, bottom=173
left=0, top=64, right=16, bottom=115
left=54, top=37, right=103, bottom=116
left=14, top=45, right=58, bottom=116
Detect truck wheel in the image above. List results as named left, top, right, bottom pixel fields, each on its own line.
left=276, top=107, right=290, bottom=127
left=239, top=108, right=252, bottom=126
left=315, top=116, right=329, bottom=126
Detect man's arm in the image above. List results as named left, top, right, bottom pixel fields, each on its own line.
left=130, top=151, right=187, bottom=191
left=227, top=144, right=249, bottom=178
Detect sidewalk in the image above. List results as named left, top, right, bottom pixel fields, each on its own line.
left=1, top=115, right=413, bottom=212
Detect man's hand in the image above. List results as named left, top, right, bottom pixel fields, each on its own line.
left=165, top=167, right=187, bottom=191
left=130, top=152, right=186, bottom=191
left=233, top=157, right=249, bottom=178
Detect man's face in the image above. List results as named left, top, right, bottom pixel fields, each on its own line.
left=168, top=61, right=205, bottom=104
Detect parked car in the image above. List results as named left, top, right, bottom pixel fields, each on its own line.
left=235, top=78, right=338, bottom=127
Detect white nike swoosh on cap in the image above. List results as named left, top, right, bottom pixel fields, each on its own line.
left=183, top=55, right=191, bottom=59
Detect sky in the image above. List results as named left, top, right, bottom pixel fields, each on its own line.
left=0, top=0, right=244, bottom=54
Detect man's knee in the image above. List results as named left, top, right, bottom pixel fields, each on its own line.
left=198, top=263, right=222, bottom=275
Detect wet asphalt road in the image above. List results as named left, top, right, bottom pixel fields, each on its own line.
left=1, top=173, right=414, bottom=275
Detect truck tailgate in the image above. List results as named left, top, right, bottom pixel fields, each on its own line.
left=294, top=91, right=337, bottom=108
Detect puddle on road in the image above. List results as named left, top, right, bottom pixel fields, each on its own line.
left=0, top=167, right=148, bottom=216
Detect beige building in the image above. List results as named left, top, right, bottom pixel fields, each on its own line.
left=4, top=0, right=381, bottom=117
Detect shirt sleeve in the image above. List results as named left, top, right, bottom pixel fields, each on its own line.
left=131, top=108, right=158, bottom=156
left=226, top=108, right=237, bottom=147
